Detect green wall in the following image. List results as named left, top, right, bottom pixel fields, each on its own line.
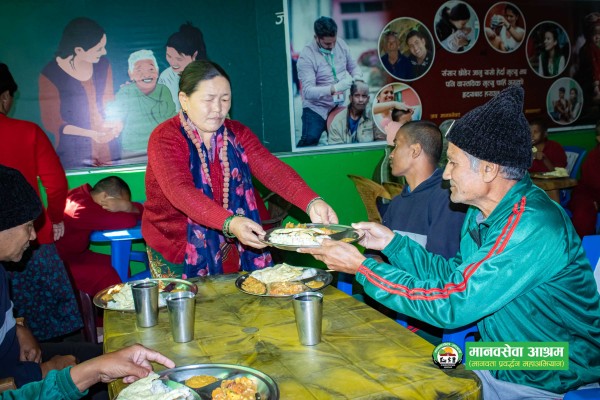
left=65, top=125, right=597, bottom=267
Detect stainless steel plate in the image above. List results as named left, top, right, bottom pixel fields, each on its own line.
left=260, top=223, right=362, bottom=251
left=93, top=278, right=198, bottom=311
left=235, top=269, right=332, bottom=297
left=159, top=363, right=279, bottom=400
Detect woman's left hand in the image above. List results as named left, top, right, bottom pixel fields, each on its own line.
left=229, top=216, right=267, bottom=249
left=308, top=199, right=339, bottom=224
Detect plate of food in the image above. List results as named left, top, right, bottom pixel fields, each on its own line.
left=235, top=263, right=332, bottom=297
left=531, top=167, right=569, bottom=179
left=157, top=363, right=279, bottom=400
left=94, top=278, right=198, bottom=311
left=117, top=372, right=200, bottom=399
left=260, top=223, right=362, bottom=251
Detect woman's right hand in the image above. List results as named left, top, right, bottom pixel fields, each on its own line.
left=229, top=216, right=267, bottom=249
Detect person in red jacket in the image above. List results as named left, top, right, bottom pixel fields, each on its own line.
left=569, top=120, right=600, bottom=237
left=56, top=176, right=143, bottom=298
left=143, top=60, right=338, bottom=279
left=0, top=63, right=82, bottom=341
left=528, top=118, right=567, bottom=173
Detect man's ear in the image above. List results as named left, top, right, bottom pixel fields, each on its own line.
left=481, top=161, right=500, bottom=183
left=411, top=142, right=422, bottom=159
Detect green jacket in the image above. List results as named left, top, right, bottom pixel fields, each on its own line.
left=357, top=174, right=600, bottom=393
left=0, top=367, right=85, bottom=399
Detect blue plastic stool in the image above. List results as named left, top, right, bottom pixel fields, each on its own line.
left=89, top=223, right=150, bottom=282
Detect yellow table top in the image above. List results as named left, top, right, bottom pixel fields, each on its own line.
left=104, top=273, right=481, bottom=399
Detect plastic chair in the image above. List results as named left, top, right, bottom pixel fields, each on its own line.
left=582, top=235, right=600, bottom=270
left=563, top=146, right=587, bottom=179
left=77, top=290, right=98, bottom=343
left=89, top=222, right=150, bottom=282
left=442, top=323, right=479, bottom=363
left=560, top=146, right=587, bottom=208
left=348, top=174, right=392, bottom=223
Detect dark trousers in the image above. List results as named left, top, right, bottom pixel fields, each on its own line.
left=297, top=107, right=326, bottom=147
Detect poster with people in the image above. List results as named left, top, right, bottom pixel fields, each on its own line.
left=36, top=18, right=206, bottom=169
left=286, top=0, right=600, bottom=153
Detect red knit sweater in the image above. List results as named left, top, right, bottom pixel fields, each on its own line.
left=143, top=116, right=319, bottom=263
left=0, top=114, right=67, bottom=244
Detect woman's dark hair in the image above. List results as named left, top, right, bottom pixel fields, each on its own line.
left=314, top=17, right=337, bottom=38
left=179, top=60, right=230, bottom=96
left=0, top=63, right=18, bottom=96
left=166, top=22, right=207, bottom=60
left=504, top=4, right=519, bottom=17
left=55, top=17, right=105, bottom=58
left=449, top=3, right=470, bottom=21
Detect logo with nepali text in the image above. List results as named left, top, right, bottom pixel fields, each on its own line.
left=432, top=342, right=463, bottom=369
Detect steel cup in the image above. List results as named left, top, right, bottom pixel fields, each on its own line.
left=132, top=281, right=159, bottom=328
left=166, top=291, right=196, bottom=343
left=292, top=291, right=323, bottom=346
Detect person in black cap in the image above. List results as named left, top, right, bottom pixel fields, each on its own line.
left=299, top=85, right=600, bottom=398
left=0, top=165, right=175, bottom=399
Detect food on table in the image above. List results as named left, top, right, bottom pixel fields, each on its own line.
left=305, top=280, right=325, bottom=289
left=101, top=283, right=125, bottom=303
left=103, top=280, right=168, bottom=310
left=211, top=377, right=257, bottom=400
left=268, top=281, right=306, bottom=296
left=543, top=167, right=569, bottom=177
left=184, top=375, right=218, bottom=389
left=241, top=276, right=267, bottom=295
left=250, top=263, right=305, bottom=284
left=117, top=372, right=194, bottom=400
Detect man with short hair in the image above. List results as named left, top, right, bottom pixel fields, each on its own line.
left=328, top=80, right=374, bottom=144
left=380, top=31, right=412, bottom=80
left=406, top=30, right=433, bottom=78
left=300, top=86, right=600, bottom=397
left=56, top=176, right=143, bottom=298
left=383, top=121, right=465, bottom=259
left=296, top=16, right=363, bottom=147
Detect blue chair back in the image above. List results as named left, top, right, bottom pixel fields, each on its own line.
left=563, top=146, right=587, bottom=179
left=582, top=235, right=600, bottom=272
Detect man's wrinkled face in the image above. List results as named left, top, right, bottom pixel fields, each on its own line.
left=350, top=84, right=370, bottom=112
left=0, top=221, right=36, bottom=262
left=443, top=143, right=485, bottom=206
left=129, top=59, right=158, bottom=95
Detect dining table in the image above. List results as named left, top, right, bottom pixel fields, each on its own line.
left=531, top=175, right=578, bottom=202
left=103, top=273, right=482, bottom=399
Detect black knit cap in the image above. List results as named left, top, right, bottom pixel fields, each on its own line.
left=0, top=165, right=42, bottom=231
left=446, top=85, right=532, bottom=170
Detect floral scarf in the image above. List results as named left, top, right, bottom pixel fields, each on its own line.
left=180, top=114, right=272, bottom=277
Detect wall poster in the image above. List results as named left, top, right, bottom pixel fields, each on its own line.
left=286, top=0, right=600, bottom=154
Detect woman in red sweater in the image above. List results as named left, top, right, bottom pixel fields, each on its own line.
left=0, top=63, right=82, bottom=340
left=143, top=61, right=337, bottom=279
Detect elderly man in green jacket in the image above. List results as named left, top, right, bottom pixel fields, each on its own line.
left=300, top=85, right=600, bottom=398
